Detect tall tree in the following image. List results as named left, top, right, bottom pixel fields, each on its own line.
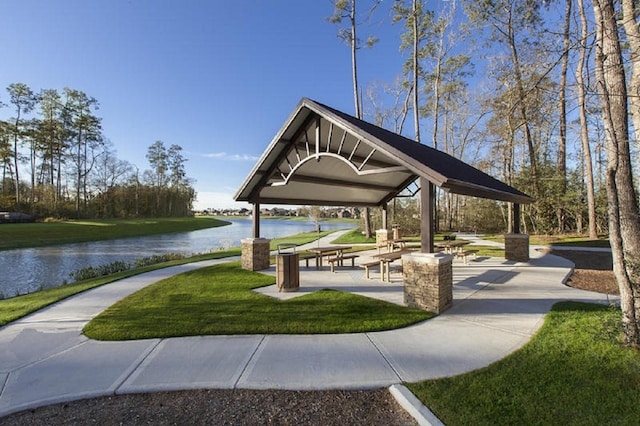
left=146, top=140, right=169, bottom=214
left=330, top=0, right=380, bottom=238
left=464, top=0, right=544, bottom=197
left=62, top=88, right=102, bottom=217
left=6, top=83, right=37, bottom=209
left=592, top=0, right=640, bottom=348
left=393, top=0, right=432, bottom=143
left=556, top=0, right=571, bottom=232
left=621, top=0, right=640, bottom=173
left=576, top=0, right=598, bottom=239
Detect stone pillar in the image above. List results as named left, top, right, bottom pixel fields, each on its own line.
left=241, top=238, right=270, bottom=271
left=504, top=233, right=530, bottom=262
left=376, top=228, right=391, bottom=251
left=402, top=252, right=453, bottom=314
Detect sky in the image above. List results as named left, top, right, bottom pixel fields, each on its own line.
left=1, top=0, right=410, bottom=210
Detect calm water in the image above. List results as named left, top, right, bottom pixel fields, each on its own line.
left=0, top=218, right=354, bottom=298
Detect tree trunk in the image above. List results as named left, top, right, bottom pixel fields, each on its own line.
left=13, top=112, right=21, bottom=210
left=577, top=0, right=598, bottom=239
left=593, top=0, right=640, bottom=348
left=508, top=17, right=539, bottom=196
left=557, top=0, right=571, bottom=232
left=351, top=0, right=360, bottom=120
left=622, top=0, right=640, bottom=180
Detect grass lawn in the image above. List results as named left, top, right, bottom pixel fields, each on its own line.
left=268, top=230, right=343, bottom=249
left=83, top=261, right=434, bottom=340
left=0, top=217, right=230, bottom=250
left=332, top=228, right=459, bottom=245
left=0, top=249, right=240, bottom=327
left=485, top=233, right=610, bottom=248
left=409, top=302, right=640, bottom=425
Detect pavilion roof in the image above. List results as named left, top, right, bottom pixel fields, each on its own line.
left=234, top=98, right=534, bottom=206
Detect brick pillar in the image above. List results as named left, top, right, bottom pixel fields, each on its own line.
left=402, top=252, right=453, bottom=314
left=504, top=233, right=530, bottom=262
left=241, top=238, right=270, bottom=271
left=376, top=229, right=391, bottom=250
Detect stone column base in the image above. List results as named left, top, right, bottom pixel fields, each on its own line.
left=504, top=233, right=530, bottom=262
left=402, top=252, right=453, bottom=314
left=241, top=238, right=271, bottom=271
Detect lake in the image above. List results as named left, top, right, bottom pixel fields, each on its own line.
left=0, top=218, right=355, bottom=298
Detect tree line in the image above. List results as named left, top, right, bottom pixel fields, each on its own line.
left=0, top=83, right=195, bottom=218
left=331, top=0, right=633, bottom=237
left=332, top=0, right=640, bottom=347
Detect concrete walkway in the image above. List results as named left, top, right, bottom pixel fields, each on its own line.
left=0, top=234, right=614, bottom=418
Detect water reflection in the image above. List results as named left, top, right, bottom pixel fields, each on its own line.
left=0, top=218, right=354, bottom=298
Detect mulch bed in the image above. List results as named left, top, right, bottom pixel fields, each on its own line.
left=549, top=249, right=618, bottom=295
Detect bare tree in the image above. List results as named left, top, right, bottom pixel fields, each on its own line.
left=557, top=0, right=571, bottom=232
left=330, top=0, right=380, bottom=238
left=576, top=0, right=598, bottom=239
left=621, top=0, right=640, bottom=173
left=592, top=0, right=640, bottom=348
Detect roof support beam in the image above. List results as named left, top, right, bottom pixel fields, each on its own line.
left=256, top=196, right=381, bottom=207
left=315, top=116, right=321, bottom=159
left=420, top=177, right=435, bottom=253
left=513, top=203, right=521, bottom=234
left=252, top=202, right=260, bottom=238
left=327, top=122, right=333, bottom=152
left=287, top=174, right=398, bottom=191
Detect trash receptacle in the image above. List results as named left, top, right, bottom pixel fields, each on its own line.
left=276, top=253, right=299, bottom=292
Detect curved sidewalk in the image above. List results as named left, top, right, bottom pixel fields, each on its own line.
left=0, top=242, right=613, bottom=417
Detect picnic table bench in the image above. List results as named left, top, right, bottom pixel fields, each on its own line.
left=307, top=246, right=353, bottom=270
left=455, top=249, right=478, bottom=264
left=327, top=253, right=360, bottom=272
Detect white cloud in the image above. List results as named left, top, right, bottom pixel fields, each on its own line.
left=193, top=191, right=249, bottom=210
left=202, top=152, right=259, bottom=161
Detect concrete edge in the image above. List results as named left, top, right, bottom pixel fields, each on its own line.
left=389, top=384, right=444, bottom=426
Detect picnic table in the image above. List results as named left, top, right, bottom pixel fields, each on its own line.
left=435, top=240, right=470, bottom=254
left=307, top=246, right=352, bottom=270
left=372, top=249, right=414, bottom=282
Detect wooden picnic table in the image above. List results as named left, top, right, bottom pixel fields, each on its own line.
left=435, top=240, right=470, bottom=254
left=373, top=249, right=414, bottom=282
left=307, top=246, right=352, bottom=269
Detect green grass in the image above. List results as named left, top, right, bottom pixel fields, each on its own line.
left=269, top=230, right=343, bottom=249
left=83, top=261, right=434, bottom=340
left=469, top=245, right=505, bottom=258
left=484, top=233, right=610, bottom=248
left=0, top=249, right=240, bottom=327
left=408, top=302, right=640, bottom=425
left=0, top=217, right=230, bottom=251
left=331, top=228, right=377, bottom=244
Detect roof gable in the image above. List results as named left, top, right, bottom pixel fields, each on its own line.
left=234, top=98, right=533, bottom=206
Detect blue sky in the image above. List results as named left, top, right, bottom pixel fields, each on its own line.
left=1, top=1, right=410, bottom=209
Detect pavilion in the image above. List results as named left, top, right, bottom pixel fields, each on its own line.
left=234, top=98, right=534, bottom=312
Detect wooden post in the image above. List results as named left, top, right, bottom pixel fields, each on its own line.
left=513, top=203, right=521, bottom=234
left=420, top=178, right=435, bottom=253
left=381, top=203, right=388, bottom=230
left=252, top=202, right=260, bottom=238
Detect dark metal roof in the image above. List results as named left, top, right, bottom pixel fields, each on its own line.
left=234, top=98, right=534, bottom=206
